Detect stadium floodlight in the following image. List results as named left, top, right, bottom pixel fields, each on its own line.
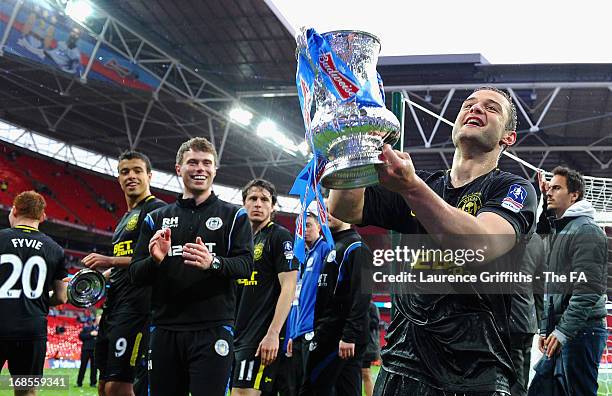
left=256, top=120, right=301, bottom=155
left=256, top=119, right=278, bottom=139
left=229, top=107, right=253, bottom=126
left=276, top=133, right=298, bottom=155
left=297, top=140, right=309, bottom=156
left=65, top=0, right=93, bottom=23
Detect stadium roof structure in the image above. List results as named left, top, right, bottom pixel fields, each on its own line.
left=0, top=0, right=611, bottom=197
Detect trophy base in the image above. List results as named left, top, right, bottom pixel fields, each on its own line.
left=321, top=157, right=381, bottom=190
left=320, top=134, right=382, bottom=189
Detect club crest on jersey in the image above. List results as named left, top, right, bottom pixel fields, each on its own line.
left=125, top=214, right=139, bottom=231
left=457, top=192, right=482, bottom=216
left=214, top=339, right=229, bottom=357
left=162, top=217, right=179, bottom=229
left=254, top=242, right=264, bottom=261
left=501, top=184, right=527, bottom=213
left=326, top=250, right=336, bottom=263
left=206, top=217, right=223, bottom=231
left=306, top=256, right=314, bottom=269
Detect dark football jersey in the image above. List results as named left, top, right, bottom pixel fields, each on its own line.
left=234, top=221, right=298, bottom=351
left=361, top=169, right=537, bottom=393
left=104, top=195, right=166, bottom=317
left=314, top=228, right=372, bottom=345
left=0, top=226, right=67, bottom=339
left=129, top=192, right=253, bottom=330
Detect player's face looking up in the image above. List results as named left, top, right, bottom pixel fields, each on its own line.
left=176, top=149, right=216, bottom=195
left=244, top=186, right=273, bottom=226
left=452, top=89, right=516, bottom=153
left=118, top=158, right=151, bottom=199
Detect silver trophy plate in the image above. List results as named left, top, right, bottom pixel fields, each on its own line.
left=309, top=31, right=400, bottom=189
left=67, top=268, right=106, bottom=308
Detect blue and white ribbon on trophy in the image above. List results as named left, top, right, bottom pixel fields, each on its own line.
left=290, top=32, right=330, bottom=264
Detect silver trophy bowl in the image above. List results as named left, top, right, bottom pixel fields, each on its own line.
left=67, top=268, right=106, bottom=308
left=310, top=31, right=400, bottom=189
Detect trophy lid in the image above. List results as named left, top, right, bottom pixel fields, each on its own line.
left=322, top=30, right=381, bottom=46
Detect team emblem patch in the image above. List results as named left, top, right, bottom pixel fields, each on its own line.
left=306, top=257, right=314, bottom=269
left=326, top=250, right=336, bottom=263
left=309, top=341, right=317, bottom=351
left=254, top=243, right=264, bottom=261
left=214, top=339, right=229, bottom=356
left=283, top=241, right=294, bottom=260
left=125, top=214, right=139, bottom=231
left=206, top=217, right=223, bottom=231
left=305, top=331, right=314, bottom=341
left=457, top=192, right=482, bottom=216
left=501, top=184, right=527, bottom=213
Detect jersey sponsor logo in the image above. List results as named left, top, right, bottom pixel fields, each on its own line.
left=206, top=217, right=223, bottom=231
left=162, top=216, right=179, bottom=228
left=168, top=243, right=217, bottom=256
left=125, top=214, right=139, bottom=231
left=317, top=273, right=328, bottom=287
left=501, top=184, right=527, bottom=213
left=214, top=339, right=230, bottom=356
left=309, top=341, right=317, bottom=351
left=253, top=242, right=264, bottom=261
left=457, top=192, right=482, bottom=216
left=113, top=240, right=134, bottom=257
left=237, top=271, right=258, bottom=286
left=283, top=241, right=294, bottom=260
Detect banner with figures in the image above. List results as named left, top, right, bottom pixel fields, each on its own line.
left=0, top=0, right=160, bottom=91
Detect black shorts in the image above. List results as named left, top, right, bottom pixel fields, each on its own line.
left=300, top=337, right=362, bottom=396
left=0, top=339, right=46, bottom=376
left=149, top=326, right=234, bottom=396
left=95, top=311, right=148, bottom=383
left=232, top=347, right=279, bottom=391
left=133, top=324, right=150, bottom=396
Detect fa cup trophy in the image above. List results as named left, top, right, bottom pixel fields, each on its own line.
left=297, top=29, right=400, bottom=189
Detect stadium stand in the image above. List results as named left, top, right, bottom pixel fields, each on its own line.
left=0, top=142, right=175, bottom=231
left=46, top=316, right=83, bottom=361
